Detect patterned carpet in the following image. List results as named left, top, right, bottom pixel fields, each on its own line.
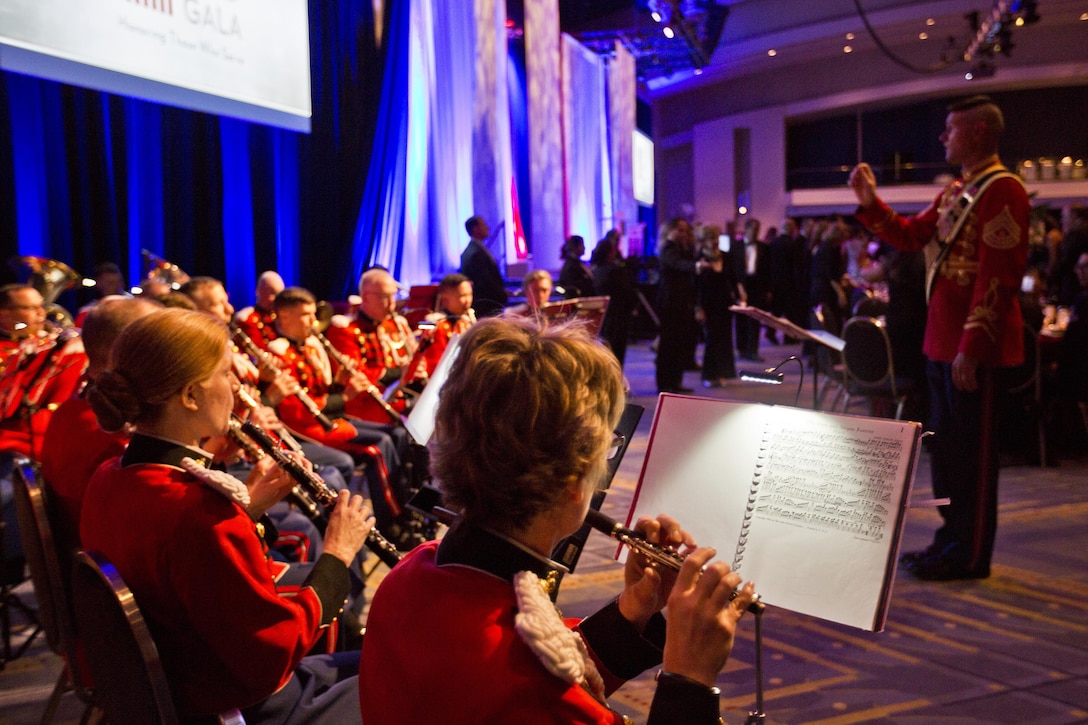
left=3, top=338, right=1087, bottom=724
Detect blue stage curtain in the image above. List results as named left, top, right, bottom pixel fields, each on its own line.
left=342, top=0, right=410, bottom=294
left=345, top=0, right=487, bottom=291
left=0, top=5, right=383, bottom=305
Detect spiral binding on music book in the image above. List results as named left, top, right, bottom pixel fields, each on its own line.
left=732, top=420, right=771, bottom=573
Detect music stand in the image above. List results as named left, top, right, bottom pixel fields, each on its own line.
left=730, top=305, right=844, bottom=410
left=538, top=296, right=611, bottom=337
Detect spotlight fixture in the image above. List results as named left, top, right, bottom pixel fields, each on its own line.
left=964, top=0, right=1040, bottom=64
left=663, top=25, right=675, bottom=39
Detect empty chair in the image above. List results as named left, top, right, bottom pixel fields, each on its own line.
left=70, top=551, right=244, bottom=725
left=840, top=316, right=914, bottom=420
left=10, top=458, right=96, bottom=723
left=852, top=294, right=888, bottom=319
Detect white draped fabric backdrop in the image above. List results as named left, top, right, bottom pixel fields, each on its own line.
left=377, top=0, right=638, bottom=285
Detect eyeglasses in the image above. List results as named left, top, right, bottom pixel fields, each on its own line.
left=606, top=433, right=626, bottom=461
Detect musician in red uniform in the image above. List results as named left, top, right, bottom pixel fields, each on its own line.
left=0, top=284, right=87, bottom=460
left=325, top=268, right=422, bottom=423
left=268, top=287, right=415, bottom=547
left=81, top=308, right=371, bottom=723
left=420, top=272, right=475, bottom=375
left=360, top=316, right=757, bottom=723
left=850, top=95, right=1030, bottom=581
left=41, top=297, right=161, bottom=546
left=235, top=270, right=285, bottom=348
left=181, top=276, right=355, bottom=493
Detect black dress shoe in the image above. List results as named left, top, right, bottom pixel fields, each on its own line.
left=899, top=544, right=942, bottom=567
left=905, top=555, right=989, bottom=581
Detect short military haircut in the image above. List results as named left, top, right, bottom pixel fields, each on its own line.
left=438, top=273, right=469, bottom=291
left=273, top=286, right=316, bottom=311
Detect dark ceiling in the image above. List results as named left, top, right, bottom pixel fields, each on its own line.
left=547, top=0, right=1085, bottom=99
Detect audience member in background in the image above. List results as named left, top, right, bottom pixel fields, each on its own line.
left=1055, top=251, right=1088, bottom=404
left=558, top=235, right=595, bottom=299
left=359, top=316, right=756, bottom=724
left=768, top=218, right=803, bottom=331
left=591, top=232, right=637, bottom=366
left=655, top=217, right=707, bottom=393
left=734, top=217, right=769, bottom=360
left=1049, top=206, right=1088, bottom=306
left=862, top=243, right=929, bottom=421
left=694, top=223, right=737, bottom=388
left=460, top=215, right=508, bottom=318
left=81, top=308, right=370, bottom=723
left=809, top=218, right=850, bottom=336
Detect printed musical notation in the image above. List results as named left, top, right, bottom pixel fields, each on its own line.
left=631, top=396, right=923, bottom=632
left=753, top=424, right=905, bottom=543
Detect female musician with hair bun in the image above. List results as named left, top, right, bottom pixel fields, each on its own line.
left=80, top=308, right=371, bottom=724
left=360, top=315, right=756, bottom=724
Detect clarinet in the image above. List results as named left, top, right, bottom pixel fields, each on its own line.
left=230, top=415, right=403, bottom=568
left=313, top=331, right=404, bottom=426
left=229, top=322, right=337, bottom=433
left=584, top=509, right=763, bottom=614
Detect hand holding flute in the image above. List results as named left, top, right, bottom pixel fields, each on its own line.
left=587, top=509, right=759, bottom=690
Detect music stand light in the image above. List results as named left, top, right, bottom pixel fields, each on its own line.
left=739, top=355, right=804, bottom=407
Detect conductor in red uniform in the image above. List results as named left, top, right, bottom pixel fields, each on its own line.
left=850, top=95, right=1030, bottom=581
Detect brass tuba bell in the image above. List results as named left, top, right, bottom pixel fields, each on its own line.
left=8, top=256, right=88, bottom=328
left=139, top=249, right=190, bottom=295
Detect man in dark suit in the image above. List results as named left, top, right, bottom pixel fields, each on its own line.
left=459, top=216, right=508, bottom=317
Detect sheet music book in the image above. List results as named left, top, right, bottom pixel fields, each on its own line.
left=539, top=296, right=610, bottom=337
left=627, top=394, right=923, bottom=632
left=730, top=304, right=845, bottom=351
left=403, top=333, right=462, bottom=445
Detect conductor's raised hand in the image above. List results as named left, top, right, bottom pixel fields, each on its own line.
left=617, top=514, right=693, bottom=632
left=662, top=549, right=756, bottom=688
left=323, top=490, right=375, bottom=568
left=848, top=163, right=878, bottom=209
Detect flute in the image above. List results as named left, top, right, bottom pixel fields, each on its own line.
left=584, top=509, right=764, bottom=614
left=229, top=415, right=403, bottom=569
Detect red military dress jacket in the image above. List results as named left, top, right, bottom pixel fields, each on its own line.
left=81, top=434, right=349, bottom=717
left=855, top=162, right=1029, bottom=367
left=360, top=522, right=723, bottom=725
left=40, top=395, right=127, bottom=543
left=234, top=305, right=278, bottom=349
left=0, top=331, right=87, bottom=458
left=325, top=313, right=417, bottom=424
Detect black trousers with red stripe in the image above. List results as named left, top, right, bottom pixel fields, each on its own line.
left=925, top=360, right=1010, bottom=572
